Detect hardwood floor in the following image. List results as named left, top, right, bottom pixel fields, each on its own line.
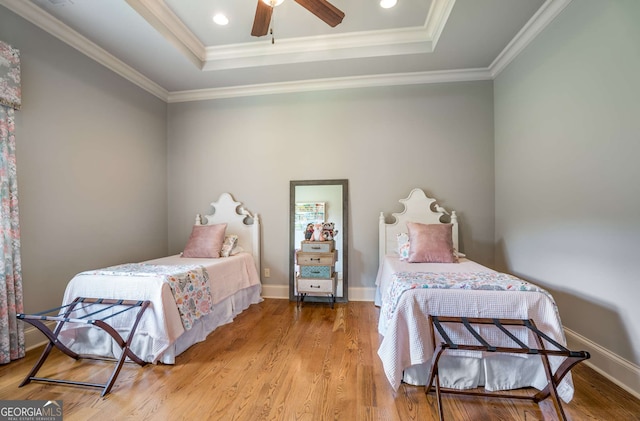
left=1, top=299, right=639, bottom=420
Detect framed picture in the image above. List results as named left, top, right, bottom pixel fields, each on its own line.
left=294, top=202, right=325, bottom=231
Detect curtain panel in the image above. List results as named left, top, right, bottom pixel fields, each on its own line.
left=0, top=100, right=24, bottom=363
left=0, top=40, right=21, bottom=110
left=0, top=39, right=25, bottom=363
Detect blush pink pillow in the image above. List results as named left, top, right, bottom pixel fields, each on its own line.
left=182, top=223, right=227, bottom=258
left=407, top=222, right=457, bottom=263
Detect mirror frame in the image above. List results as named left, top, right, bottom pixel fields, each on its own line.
left=289, top=179, right=349, bottom=303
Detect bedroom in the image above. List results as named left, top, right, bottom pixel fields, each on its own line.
left=0, top=0, right=638, bottom=418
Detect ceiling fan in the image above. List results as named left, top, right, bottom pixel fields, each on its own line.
left=251, top=0, right=345, bottom=37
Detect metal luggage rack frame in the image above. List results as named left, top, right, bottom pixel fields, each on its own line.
left=426, top=315, right=590, bottom=421
left=17, top=297, right=150, bottom=397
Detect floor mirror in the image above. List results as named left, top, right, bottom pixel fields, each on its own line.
left=289, top=179, right=348, bottom=304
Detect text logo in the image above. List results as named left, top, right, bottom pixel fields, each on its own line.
left=0, top=400, right=63, bottom=421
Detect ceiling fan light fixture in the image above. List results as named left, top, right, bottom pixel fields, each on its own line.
left=252, top=0, right=345, bottom=37
left=380, top=0, right=397, bottom=9
left=261, top=0, right=285, bottom=6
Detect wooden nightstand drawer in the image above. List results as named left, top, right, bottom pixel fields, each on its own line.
left=297, top=276, right=336, bottom=294
left=296, top=250, right=337, bottom=266
left=301, top=240, right=334, bottom=253
left=300, top=266, right=332, bottom=278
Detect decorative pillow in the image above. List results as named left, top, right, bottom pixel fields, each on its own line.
left=230, top=245, right=244, bottom=256
left=407, top=222, right=457, bottom=263
left=397, top=232, right=410, bottom=260
left=398, top=230, right=465, bottom=260
left=220, top=234, right=238, bottom=258
left=182, top=223, right=227, bottom=258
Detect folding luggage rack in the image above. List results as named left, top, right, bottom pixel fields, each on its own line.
left=426, top=315, right=590, bottom=421
left=17, top=297, right=150, bottom=396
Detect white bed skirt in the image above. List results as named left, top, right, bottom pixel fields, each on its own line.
left=61, top=284, right=262, bottom=365
left=400, top=354, right=574, bottom=402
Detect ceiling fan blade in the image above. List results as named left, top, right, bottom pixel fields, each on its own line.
left=295, top=0, right=345, bottom=27
left=251, top=0, right=273, bottom=37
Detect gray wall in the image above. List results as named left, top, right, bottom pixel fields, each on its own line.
left=167, top=82, right=495, bottom=295
left=0, top=7, right=168, bottom=313
left=494, top=0, right=640, bottom=366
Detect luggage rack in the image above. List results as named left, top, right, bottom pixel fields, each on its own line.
left=426, top=315, right=590, bottom=421
left=17, top=297, right=150, bottom=396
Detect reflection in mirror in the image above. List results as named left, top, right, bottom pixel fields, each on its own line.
left=289, top=179, right=348, bottom=304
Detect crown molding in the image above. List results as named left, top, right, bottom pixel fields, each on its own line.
left=132, top=0, right=455, bottom=72
left=0, top=0, right=169, bottom=101
left=202, top=26, right=434, bottom=71
left=489, top=0, right=573, bottom=77
left=125, top=0, right=204, bottom=69
left=425, top=0, right=456, bottom=49
left=207, top=26, right=432, bottom=60
left=167, top=68, right=493, bottom=103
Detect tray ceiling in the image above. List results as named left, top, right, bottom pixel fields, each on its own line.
left=0, top=0, right=573, bottom=101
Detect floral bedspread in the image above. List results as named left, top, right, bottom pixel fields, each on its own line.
left=381, top=271, right=554, bottom=332
left=81, top=264, right=212, bottom=330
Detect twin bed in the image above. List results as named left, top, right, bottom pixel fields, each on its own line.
left=375, top=188, right=577, bottom=404
left=57, top=192, right=262, bottom=365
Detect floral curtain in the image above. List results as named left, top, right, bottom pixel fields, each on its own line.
left=0, top=105, right=24, bottom=363
left=0, top=40, right=21, bottom=110
left=0, top=36, right=24, bottom=366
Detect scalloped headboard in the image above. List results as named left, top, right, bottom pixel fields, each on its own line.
left=378, top=188, right=458, bottom=263
left=195, top=193, right=261, bottom=276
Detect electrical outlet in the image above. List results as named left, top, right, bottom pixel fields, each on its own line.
left=264, top=268, right=270, bottom=278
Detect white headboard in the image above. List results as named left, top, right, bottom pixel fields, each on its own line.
left=378, top=188, right=458, bottom=263
left=195, top=193, right=261, bottom=276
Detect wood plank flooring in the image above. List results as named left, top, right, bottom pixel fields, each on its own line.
left=1, top=299, right=639, bottom=420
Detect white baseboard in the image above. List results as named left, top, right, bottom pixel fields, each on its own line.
left=565, top=327, right=640, bottom=399
left=261, top=284, right=377, bottom=302
left=260, top=284, right=290, bottom=299
left=346, top=287, right=377, bottom=302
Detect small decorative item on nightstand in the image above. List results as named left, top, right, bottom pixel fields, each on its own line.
left=295, top=240, right=337, bottom=308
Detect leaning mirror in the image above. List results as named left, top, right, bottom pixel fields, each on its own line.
left=289, top=179, right=348, bottom=305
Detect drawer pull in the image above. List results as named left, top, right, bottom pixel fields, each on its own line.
left=310, top=258, right=321, bottom=262
left=311, top=285, right=321, bottom=288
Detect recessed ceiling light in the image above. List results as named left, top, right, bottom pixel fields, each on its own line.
left=213, top=13, right=229, bottom=26
left=380, top=0, right=397, bottom=8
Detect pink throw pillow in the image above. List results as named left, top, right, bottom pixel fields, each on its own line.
left=182, top=223, right=227, bottom=258
left=407, top=222, right=456, bottom=263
